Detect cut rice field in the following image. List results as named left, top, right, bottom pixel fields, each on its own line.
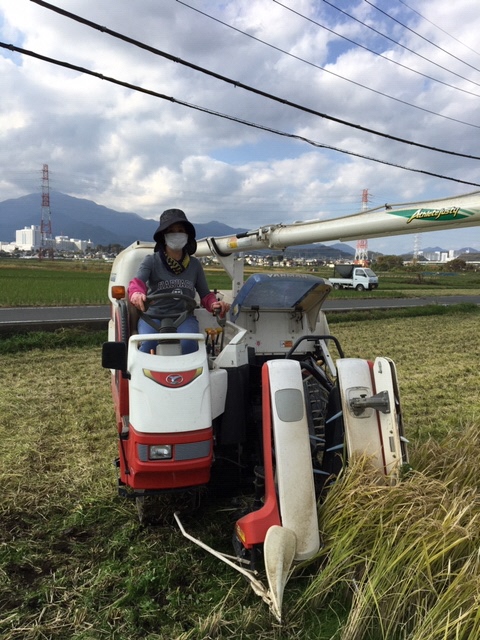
left=0, top=308, right=479, bottom=639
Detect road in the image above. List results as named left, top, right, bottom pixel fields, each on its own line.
left=0, top=305, right=110, bottom=332
left=0, top=295, right=479, bottom=333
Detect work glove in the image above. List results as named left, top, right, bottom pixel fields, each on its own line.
left=130, top=291, right=146, bottom=312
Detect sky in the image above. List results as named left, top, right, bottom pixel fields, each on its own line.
left=0, top=0, right=480, bottom=255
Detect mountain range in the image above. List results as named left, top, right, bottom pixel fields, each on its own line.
left=1, top=192, right=477, bottom=259
left=0, top=191, right=356, bottom=258
left=0, top=192, right=247, bottom=248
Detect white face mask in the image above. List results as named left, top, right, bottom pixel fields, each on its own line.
left=165, top=232, right=188, bottom=251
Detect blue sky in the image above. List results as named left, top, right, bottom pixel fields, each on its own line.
left=0, top=0, right=479, bottom=254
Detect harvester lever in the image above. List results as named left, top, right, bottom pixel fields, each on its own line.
left=349, top=390, right=390, bottom=415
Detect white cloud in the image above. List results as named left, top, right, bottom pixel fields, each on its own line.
left=0, top=0, right=479, bottom=254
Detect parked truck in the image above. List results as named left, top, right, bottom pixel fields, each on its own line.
left=329, top=264, right=379, bottom=291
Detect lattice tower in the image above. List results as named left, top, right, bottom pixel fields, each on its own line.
left=39, top=163, right=54, bottom=259
left=354, top=189, right=369, bottom=264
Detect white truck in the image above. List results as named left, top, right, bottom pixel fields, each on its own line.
left=329, top=264, right=379, bottom=291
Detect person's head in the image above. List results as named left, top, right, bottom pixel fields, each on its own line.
left=153, top=208, right=197, bottom=254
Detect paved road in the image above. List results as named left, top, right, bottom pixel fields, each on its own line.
left=324, top=295, right=480, bottom=311
left=0, top=295, right=479, bottom=332
left=0, top=305, right=110, bottom=332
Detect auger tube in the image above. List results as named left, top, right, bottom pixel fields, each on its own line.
left=194, top=190, right=480, bottom=257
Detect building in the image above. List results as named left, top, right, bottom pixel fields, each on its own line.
left=4, top=226, right=94, bottom=254
left=54, top=236, right=94, bottom=252
left=15, top=225, right=42, bottom=251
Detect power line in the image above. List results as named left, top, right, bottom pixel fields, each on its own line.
left=273, top=0, right=480, bottom=99
left=26, top=0, right=480, bottom=160
left=394, top=0, right=480, bottom=59
left=363, top=0, right=480, bottom=74
left=177, top=0, right=480, bottom=130
left=2, top=40, right=480, bottom=189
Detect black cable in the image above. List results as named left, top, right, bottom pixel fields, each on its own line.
left=3, top=40, right=480, bottom=189
left=394, top=0, right=480, bottom=60
left=27, top=0, right=480, bottom=160
left=363, top=0, right=480, bottom=75
left=273, top=0, right=480, bottom=99
left=177, top=0, right=480, bottom=130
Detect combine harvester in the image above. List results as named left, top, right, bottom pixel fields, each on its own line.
left=103, top=191, right=480, bottom=621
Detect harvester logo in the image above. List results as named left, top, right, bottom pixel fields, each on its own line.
left=389, top=205, right=474, bottom=224
left=406, top=206, right=460, bottom=223
left=143, top=367, right=203, bottom=388
left=166, top=374, right=184, bottom=385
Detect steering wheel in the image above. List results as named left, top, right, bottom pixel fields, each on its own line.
left=144, top=292, right=197, bottom=330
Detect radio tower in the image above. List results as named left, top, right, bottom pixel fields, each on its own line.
left=39, top=163, right=54, bottom=260
left=354, top=189, right=369, bottom=265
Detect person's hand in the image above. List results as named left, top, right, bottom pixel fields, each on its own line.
left=130, top=291, right=146, bottom=312
left=212, top=300, right=230, bottom=318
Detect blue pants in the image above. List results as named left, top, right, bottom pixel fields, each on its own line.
left=137, top=315, right=200, bottom=354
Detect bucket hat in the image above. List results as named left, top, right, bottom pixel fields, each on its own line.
left=153, top=208, right=197, bottom=254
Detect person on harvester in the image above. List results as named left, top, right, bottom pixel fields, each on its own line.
left=128, top=208, right=229, bottom=354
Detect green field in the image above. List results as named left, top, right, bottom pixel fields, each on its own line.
left=0, top=260, right=110, bottom=306
left=0, top=259, right=478, bottom=306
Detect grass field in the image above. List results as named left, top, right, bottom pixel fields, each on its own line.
left=1, top=302, right=479, bottom=639
left=1, top=258, right=479, bottom=306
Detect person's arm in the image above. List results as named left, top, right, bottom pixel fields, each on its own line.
left=201, top=291, right=218, bottom=312
left=128, top=278, right=147, bottom=312
left=128, top=256, right=152, bottom=312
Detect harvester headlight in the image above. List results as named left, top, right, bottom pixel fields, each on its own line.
left=149, top=444, right=172, bottom=460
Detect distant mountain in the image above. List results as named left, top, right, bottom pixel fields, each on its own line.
left=283, top=242, right=354, bottom=260
left=2, top=193, right=478, bottom=260
left=0, top=192, right=247, bottom=247
left=0, top=192, right=355, bottom=260
left=331, top=242, right=356, bottom=256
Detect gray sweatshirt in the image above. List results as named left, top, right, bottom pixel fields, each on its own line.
left=132, top=252, right=213, bottom=318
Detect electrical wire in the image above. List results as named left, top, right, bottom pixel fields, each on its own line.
left=273, top=0, right=480, bottom=99
left=394, top=0, right=480, bottom=59
left=363, top=0, right=480, bottom=74
left=26, top=0, right=480, bottom=161
left=2, top=40, right=480, bottom=189
left=177, top=0, right=480, bottom=130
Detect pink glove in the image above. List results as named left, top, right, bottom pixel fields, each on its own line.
left=211, top=300, right=230, bottom=318
left=130, top=291, right=146, bottom=312
left=128, top=278, right=147, bottom=311
left=201, top=292, right=230, bottom=318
